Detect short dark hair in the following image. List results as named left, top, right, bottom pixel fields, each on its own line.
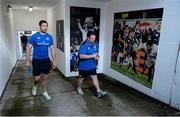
left=130, top=29, right=135, bottom=33
left=135, top=20, right=140, bottom=25
left=146, top=40, right=153, bottom=46
left=39, top=20, right=48, bottom=26
left=87, top=31, right=96, bottom=38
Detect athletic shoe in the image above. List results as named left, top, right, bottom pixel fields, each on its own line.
left=96, top=90, right=107, bottom=98
left=77, top=88, right=84, bottom=95
left=32, top=84, right=37, bottom=96
left=42, top=92, right=52, bottom=100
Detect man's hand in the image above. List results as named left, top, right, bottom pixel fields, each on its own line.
left=77, top=19, right=80, bottom=22
left=95, top=56, right=99, bottom=61
left=91, top=53, right=99, bottom=60
left=52, top=61, right=57, bottom=70
left=25, top=61, right=32, bottom=70
left=91, top=53, right=97, bottom=59
left=95, top=56, right=99, bottom=60
left=50, top=45, right=56, bottom=70
left=95, top=53, right=99, bottom=60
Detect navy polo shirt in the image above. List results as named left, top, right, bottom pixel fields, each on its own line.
left=79, top=40, right=98, bottom=70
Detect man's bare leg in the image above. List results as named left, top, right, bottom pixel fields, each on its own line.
left=90, top=75, right=100, bottom=91
left=32, top=75, right=41, bottom=96
left=42, top=74, right=48, bottom=92
left=90, top=75, right=107, bottom=98
left=77, top=77, right=84, bottom=89
left=77, top=77, right=84, bottom=95
left=41, top=74, right=51, bottom=100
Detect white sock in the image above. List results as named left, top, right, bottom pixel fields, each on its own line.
left=97, top=89, right=101, bottom=92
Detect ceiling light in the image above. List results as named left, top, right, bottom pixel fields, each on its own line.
left=28, top=6, right=33, bottom=12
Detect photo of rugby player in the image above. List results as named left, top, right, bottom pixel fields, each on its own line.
left=56, top=20, right=64, bottom=52
left=70, top=6, right=100, bottom=72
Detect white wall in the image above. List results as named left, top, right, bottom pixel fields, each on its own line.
left=152, top=0, right=180, bottom=107
left=47, top=0, right=66, bottom=76
left=47, top=0, right=106, bottom=77
left=103, top=0, right=180, bottom=106
left=44, top=0, right=180, bottom=109
left=170, top=44, right=180, bottom=109
left=0, top=1, right=17, bottom=97
left=13, top=9, right=47, bottom=31
left=64, top=0, right=106, bottom=77
left=13, top=10, right=47, bottom=60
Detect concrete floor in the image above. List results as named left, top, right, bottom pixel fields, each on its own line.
left=0, top=60, right=179, bottom=116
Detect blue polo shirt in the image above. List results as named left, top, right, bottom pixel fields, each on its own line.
left=79, top=40, right=98, bottom=70
left=28, top=32, right=53, bottom=59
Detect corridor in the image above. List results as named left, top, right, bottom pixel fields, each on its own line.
left=0, top=60, right=178, bottom=116
left=0, top=0, right=180, bottom=115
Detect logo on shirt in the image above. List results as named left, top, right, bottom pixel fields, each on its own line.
left=37, top=41, right=50, bottom=46
left=156, top=33, right=159, bottom=37
left=37, top=37, right=40, bottom=39
left=46, top=37, right=49, bottom=40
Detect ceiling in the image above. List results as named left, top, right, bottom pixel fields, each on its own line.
left=7, top=0, right=61, bottom=10
left=6, top=0, right=111, bottom=11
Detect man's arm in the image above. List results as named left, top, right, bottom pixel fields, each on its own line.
left=77, top=21, right=84, bottom=33
left=79, top=54, right=97, bottom=59
left=50, top=45, right=56, bottom=69
left=25, top=44, right=32, bottom=68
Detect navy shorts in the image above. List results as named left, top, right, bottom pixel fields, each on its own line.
left=79, top=68, right=97, bottom=78
left=32, top=58, right=51, bottom=76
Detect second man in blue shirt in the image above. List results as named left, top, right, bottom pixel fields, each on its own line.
left=77, top=31, right=107, bottom=98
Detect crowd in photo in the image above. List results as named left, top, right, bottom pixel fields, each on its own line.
left=112, top=19, right=162, bottom=82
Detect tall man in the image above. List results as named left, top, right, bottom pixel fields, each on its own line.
left=26, top=20, right=56, bottom=100
left=77, top=31, right=107, bottom=98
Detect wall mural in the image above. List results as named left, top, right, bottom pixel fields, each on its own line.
left=56, top=20, right=64, bottom=52
left=111, top=8, right=163, bottom=88
left=70, top=6, right=100, bottom=72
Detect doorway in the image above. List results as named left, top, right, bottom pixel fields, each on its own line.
left=17, top=31, right=37, bottom=60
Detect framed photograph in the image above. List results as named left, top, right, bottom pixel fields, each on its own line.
left=56, top=20, right=64, bottom=52
left=111, top=8, right=163, bottom=88
left=70, top=6, right=100, bottom=72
